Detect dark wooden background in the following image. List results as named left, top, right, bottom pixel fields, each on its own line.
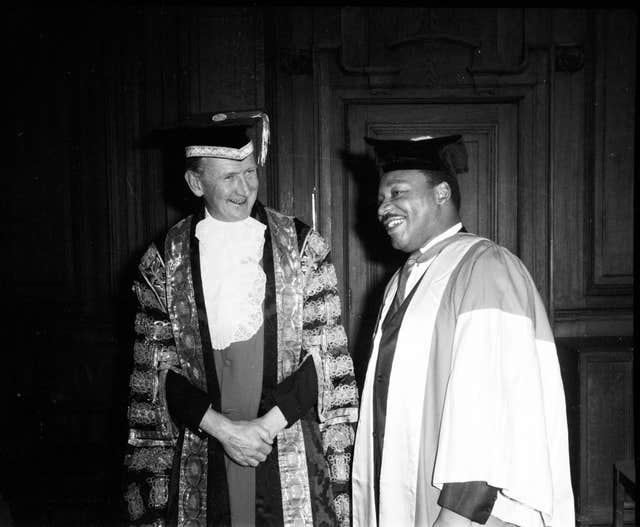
left=5, top=7, right=636, bottom=527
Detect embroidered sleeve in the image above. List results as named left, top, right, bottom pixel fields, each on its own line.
left=124, top=243, right=179, bottom=526
left=300, top=229, right=359, bottom=527
left=300, top=230, right=359, bottom=424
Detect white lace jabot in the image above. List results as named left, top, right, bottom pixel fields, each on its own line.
left=195, top=210, right=267, bottom=349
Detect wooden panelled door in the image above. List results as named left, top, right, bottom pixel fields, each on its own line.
left=338, top=102, right=518, bottom=387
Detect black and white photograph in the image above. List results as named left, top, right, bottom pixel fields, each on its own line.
left=5, top=6, right=637, bottom=527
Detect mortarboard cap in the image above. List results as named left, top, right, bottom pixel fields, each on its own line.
left=364, top=134, right=468, bottom=176
left=153, top=110, right=270, bottom=166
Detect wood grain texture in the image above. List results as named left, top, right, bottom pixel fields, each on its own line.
left=551, top=9, right=634, bottom=337
left=557, top=337, right=635, bottom=527
left=586, top=10, right=635, bottom=295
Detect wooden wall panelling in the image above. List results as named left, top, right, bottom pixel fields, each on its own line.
left=104, top=7, right=147, bottom=309
left=140, top=7, right=182, bottom=246
left=288, top=10, right=316, bottom=225
left=33, top=328, right=124, bottom=526
left=551, top=10, right=588, bottom=335
left=586, top=10, right=635, bottom=296
left=555, top=339, right=581, bottom=522
left=10, top=6, right=145, bottom=323
left=513, top=49, right=552, bottom=312
left=313, top=11, right=339, bottom=245
left=182, top=7, right=264, bottom=115
left=557, top=338, right=635, bottom=527
left=267, top=6, right=316, bottom=221
left=13, top=8, right=91, bottom=313
left=337, top=7, right=527, bottom=78
left=8, top=8, right=160, bottom=523
left=551, top=9, right=635, bottom=338
left=263, top=7, right=284, bottom=210
left=12, top=5, right=176, bottom=321
left=580, top=348, right=635, bottom=526
left=11, top=10, right=101, bottom=523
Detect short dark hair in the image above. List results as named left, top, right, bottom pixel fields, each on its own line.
left=423, top=170, right=461, bottom=211
left=185, top=157, right=202, bottom=173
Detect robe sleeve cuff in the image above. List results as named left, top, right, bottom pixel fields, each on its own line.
left=166, top=370, right=211, bottom=432
left=438, top=481, right=498, bottom=524
left=273, top=359, right=318, bottom=426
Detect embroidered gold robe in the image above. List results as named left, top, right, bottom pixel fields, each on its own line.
left=124, top=202, right=358, bottom=526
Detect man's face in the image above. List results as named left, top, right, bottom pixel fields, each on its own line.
left=187, top=156, right=259, bottom=222
left=377, top=169, right=441, bottom=253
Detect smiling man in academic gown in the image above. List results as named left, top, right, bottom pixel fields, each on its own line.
left=123, top=111, right=358, bottom=527
left=352, top=135, right=574, bottom=527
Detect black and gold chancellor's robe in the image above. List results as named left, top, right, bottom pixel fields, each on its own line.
left=124, top=202, right=358, bottom=527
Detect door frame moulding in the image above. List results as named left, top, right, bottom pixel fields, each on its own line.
left=312, top=46, right=553, bottom=312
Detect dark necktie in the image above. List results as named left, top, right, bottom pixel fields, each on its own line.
left=390, top=253, right=420, bottom=314
left=388, top=229, right=467, bottom=317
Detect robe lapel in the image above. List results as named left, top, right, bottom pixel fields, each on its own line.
left=371, top=231, right=473, bottom=522
left=372, top=273, right=427, bottom=519
left=187, top=206, right=231, bottom=526
left=252, top=202, right=285, bottom=525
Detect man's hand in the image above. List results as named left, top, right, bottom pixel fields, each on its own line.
left=434, top=508, right=473, bottom=527
left=218, top=419, right=273, bottom=467
left=254, top=406, right=288, bottom=442
left=198, top=408, right=273, bottom=467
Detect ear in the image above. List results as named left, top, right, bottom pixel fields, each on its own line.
left=184, top=170, right=204, bottom=197
left=434, top=181, right=451, bottom=205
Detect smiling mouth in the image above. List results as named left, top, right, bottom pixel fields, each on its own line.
left=229, top=197, right=247, bottom=206
left=381, top=215, right=406, bottom=232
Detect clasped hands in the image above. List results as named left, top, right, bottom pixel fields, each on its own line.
left=198, top=405, right=288, bottom=467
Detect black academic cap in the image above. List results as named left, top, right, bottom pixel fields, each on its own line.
left=149, top=110, right=270, bottom=166
left=364, top=134, right=468, bottom=175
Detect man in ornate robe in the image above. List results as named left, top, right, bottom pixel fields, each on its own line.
left=124, top=111, right=358, bottom=527
left=352, top=135, right=574, bottom=527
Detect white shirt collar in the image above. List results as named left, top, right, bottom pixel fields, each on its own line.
left=419, top=222, right=463, bottom=254
left=199, top=207, right=260, bottom=229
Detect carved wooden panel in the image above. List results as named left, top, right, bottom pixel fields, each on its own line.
left=550, top=9, right=634, bottom=337
left=556, top=338, right=635, bottom=527
left=586, top=10, right=635, bottom=296
left=578, top=344, right=634, bottom=526
left=338, top=7, right=526, bottom=87
left=183, top=7, right=265, bottom=115
left=550, top=10, right=589, bottom=323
